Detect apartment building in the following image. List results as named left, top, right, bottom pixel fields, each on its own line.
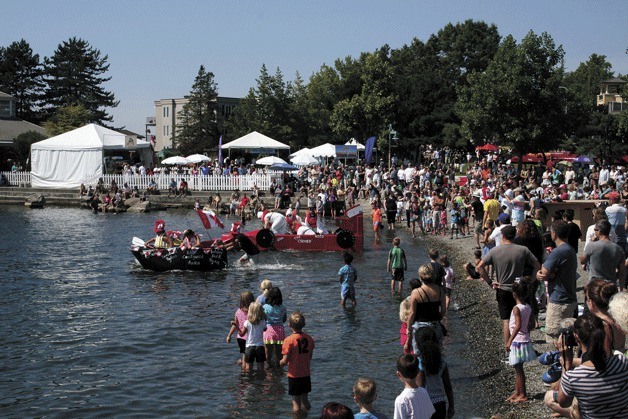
left=150, top=96, right=240, bottom=152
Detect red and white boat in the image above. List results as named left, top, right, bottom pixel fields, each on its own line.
left=222, top=205, right=364, bottom=252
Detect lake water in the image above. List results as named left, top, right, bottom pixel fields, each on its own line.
left=0, top=206, right=486, bottom=417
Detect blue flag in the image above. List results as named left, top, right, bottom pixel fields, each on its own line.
left=364, top=136, right=376, bottom=164
left=218, top=135, right=223, bottom=165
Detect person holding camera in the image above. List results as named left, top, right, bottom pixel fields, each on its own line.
left=544, top=312, right=628, bottom=418
left=536, top=220, right=579, bottom=343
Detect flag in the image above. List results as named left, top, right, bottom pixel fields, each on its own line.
left=218, top=135, right=223, bottom=165
left=197, top=209, right=224, bottom=229
left=364, top=136, right=376, bottom=164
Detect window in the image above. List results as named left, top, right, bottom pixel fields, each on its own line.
left=163, top=125, right=170, bottom=136
left=163, top=106, right=169, bottom=117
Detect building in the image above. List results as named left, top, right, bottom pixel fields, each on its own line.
left=151, top=96, right=240, bottom=152
left=0, top=91, right=47, bottom=149
left=597, top=77, right=625, bottom=114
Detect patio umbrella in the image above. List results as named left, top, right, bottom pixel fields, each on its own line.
left=290, top=154, right=319, bottom=166
left=270, top=163, right=299, bottom=171
left=255, top=156, right=287, bottom=166
left=161, top=156, right=191, bottom=165
left=574, top=155, right=593, bottom=164
left=186, top=153, right=211, bottom=163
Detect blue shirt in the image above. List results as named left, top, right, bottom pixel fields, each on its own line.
left=354, top=411, right=389, bottom=419
left=543, top=242, right=577, bottom=304
left=338, top=264, right=357, bottom=291
left=263, top=304, right=287, bottom=325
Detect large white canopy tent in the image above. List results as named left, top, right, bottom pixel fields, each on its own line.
left=31, top=123, right=152, bottom=189
left=220, top=131, right=290, bottom=153
left=308, top=143, right=337, bottom=158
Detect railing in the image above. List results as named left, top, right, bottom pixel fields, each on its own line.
left=1, top=171, right=273, bottom=191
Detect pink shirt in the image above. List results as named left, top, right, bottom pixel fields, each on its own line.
left=509, top=303, right=531, bottom=343
left=235, top=308, right=248, bottom=340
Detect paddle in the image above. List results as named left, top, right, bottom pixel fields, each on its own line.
left=132, top=237, right=145, bottom=247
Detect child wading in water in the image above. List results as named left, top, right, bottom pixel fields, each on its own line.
left=387, top=237, right=408, bottom=295
left=506, top=281, right=536, bottom=403
left=226, top=291, right=255, bottom=369
left=280, top=312, right=315, bottom=416
left=234, top=301, right=267, bottom=373
left=263, top=287, right=287, bottom=368
left=338, top=251, right=358, bottom=307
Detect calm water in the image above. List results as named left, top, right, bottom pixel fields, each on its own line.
left=0, top=206, right=485, bottom=418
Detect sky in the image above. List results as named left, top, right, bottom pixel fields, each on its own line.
left=2, top=0, right=627, bottom=135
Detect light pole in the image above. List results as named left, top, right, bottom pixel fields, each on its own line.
left=388, top=124, right=399, bottom=168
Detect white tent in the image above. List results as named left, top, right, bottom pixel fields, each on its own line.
left=221, top=131, right=290, bottom=151
left=345, top=138, right=365, bottom=151
left=290, top=147, right=311, bottom=158
left=308, top=143, right=337, bottom=158
left=31, top=124, right=152, bottom=189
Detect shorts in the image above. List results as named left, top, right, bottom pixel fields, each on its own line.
left=391, top=268, right=405, bottom=282
left=263, top=323, right=286, bottom=344
left=341, top=285, right=355, bottom=301
left=244, top=345, right=266, bottom=363
left=465, top=263, right=481, bottom=279
left=288, top=376, right=311, bottom=396
left=475, top=220, right=483, bottom=234
left=237, top=338, right=246, bottom=354
left=496, top=288, right=516, bottom=320
left=545, top=301, right=578, bottom=342
left=444, top=287, right=452, bottom=297
left=373, top=221, right=383, bottom=231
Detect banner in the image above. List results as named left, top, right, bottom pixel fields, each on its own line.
left=335, top=145, right=358, bottom=159
left=364, top=136, right=376, bottom=164
left=218, top=135, right=223, bottom=164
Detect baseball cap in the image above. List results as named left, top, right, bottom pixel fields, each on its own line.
left=497, top=213, right=511, bottom=224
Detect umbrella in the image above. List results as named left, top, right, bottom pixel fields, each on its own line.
left=186, top=153, right=211, bottom=163
left=270, top=163, right=299, bottom=171
left=556, top=160, right=571, bottom=166
left=255, top=156, right=287, bottom=166
left=161, top=156, right=191, bottom=165
left=574, top=155, right=593, bottom=164
left=290, top=154, right=319, bottom=166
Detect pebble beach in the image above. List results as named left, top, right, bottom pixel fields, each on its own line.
left=420, top=230, right=588, bottom=419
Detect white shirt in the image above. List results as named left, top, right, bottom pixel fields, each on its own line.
left=243, top=319, right=266, bottom=347
left=394, top=387, right=435, bottom=419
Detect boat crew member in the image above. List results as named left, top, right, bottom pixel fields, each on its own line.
left=182, top=229, right=202, bottom=249
left=263, top=211, right=288, bottom=234
left=145, top=219, right=173, bottom=248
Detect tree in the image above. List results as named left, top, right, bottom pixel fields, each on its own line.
left=225, top=64, right=296, bottom=144
left=43, top=37, right=118, bottom=125
left=0, top=39, right=44, bottom=122
left=176, top=65, right=220, bottom=155
left=11, top=130, right=47, bottom=169
left=43, top=103, right=92, bottom=136
left=456, top=31, right=566, bottom=155
left=329, top=47, right=396, bottom=146
left=391, top=21, right=500, bottom=151
left=300, top=64, right=342, bottom=146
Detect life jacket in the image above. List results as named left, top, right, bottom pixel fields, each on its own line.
left=154, top=234, right=168, bottom=248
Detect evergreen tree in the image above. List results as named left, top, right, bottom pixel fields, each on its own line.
left=176, top=65, right=220, bottom=155
left=0, top=39, right=44, bottom=122
left=224, top=64, right=296, bottom=144
left=43, top=37, right=118, bottom=125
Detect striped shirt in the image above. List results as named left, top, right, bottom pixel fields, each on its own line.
left=560, top=353, right=628, bottom=418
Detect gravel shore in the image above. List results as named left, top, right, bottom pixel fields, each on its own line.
left=421, top=231, right=587, bottom=419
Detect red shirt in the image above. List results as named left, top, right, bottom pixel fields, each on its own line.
left=282, top=331, right=314, bottom=378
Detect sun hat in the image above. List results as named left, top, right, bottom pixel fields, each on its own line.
left=497, top=213, right=511, bottom=224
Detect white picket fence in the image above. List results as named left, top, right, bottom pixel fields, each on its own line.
left=1, top=171, right=273, bottom=191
